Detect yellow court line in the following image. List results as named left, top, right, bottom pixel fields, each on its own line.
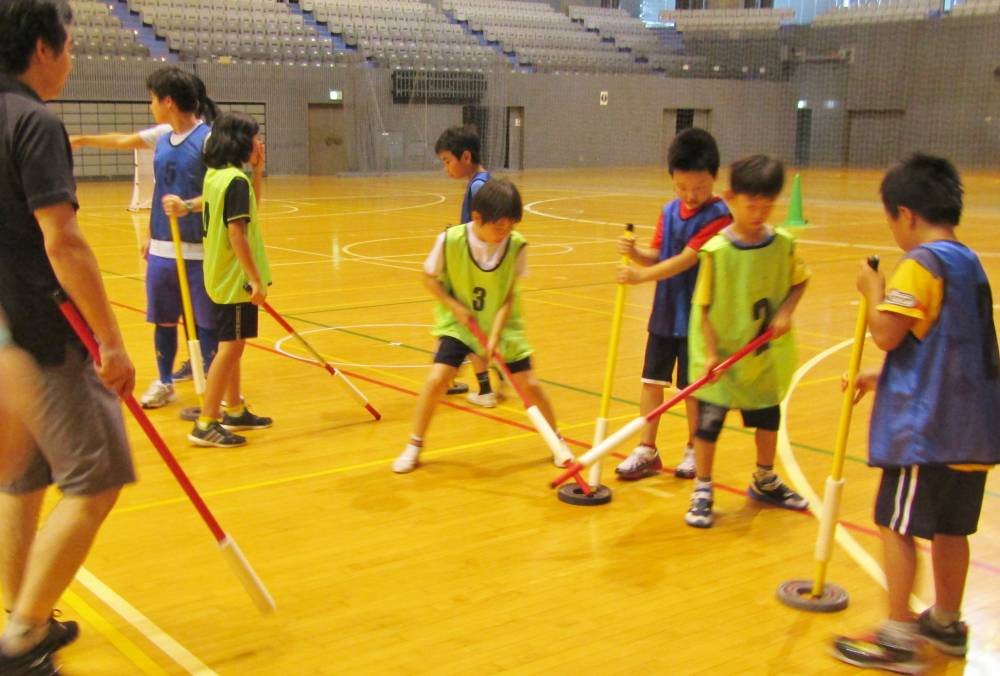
left=62, top=589, right=169, bottom=676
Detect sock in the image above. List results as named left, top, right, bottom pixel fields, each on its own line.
left=881, top=619, right=917, bottom=649
left=695, top=477, right=712, bottom=493
left=197, top=416, right=216, bottom=430
left=154, top=325, right=178, bottom=384
left=225, top=399, right=246, bottom=417
left=475, top=371, right=493, bottom=396
left=197, top=326, right=219, bottom=373
left=638, top=442, right=657, bottom=456
left=754, top=463, right=777, bottom=485
left=0, top=615, right=47, bottom=657
left=930, top=606, right=961, bottom=626
left=409, top=435, right=423, bottom=448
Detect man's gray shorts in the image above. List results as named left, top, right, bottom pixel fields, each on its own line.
left=0, top=344, right=135, bottom=495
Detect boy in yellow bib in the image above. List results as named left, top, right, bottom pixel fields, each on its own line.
left=393, top=178, right=573, bottom=473
left=685, top=155, right=810, bottom=528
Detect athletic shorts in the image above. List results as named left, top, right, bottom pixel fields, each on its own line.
left=875, top=465, right=988, bottom=539
left=146, top=254, right=217, bottom=329
left=433, top=335, right=531, bottom=373
left=694, top=400, right=781, bottom=443
left=215, top=302, right=259, bottom=342
left=642, top=334, right=689, bottom=388
left=0, top=344, right=135, bottom=496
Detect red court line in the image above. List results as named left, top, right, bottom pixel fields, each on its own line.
left=110, top=300, right=998, bottom=577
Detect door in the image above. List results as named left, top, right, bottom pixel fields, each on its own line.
left=794, top=108, right=812, bottom=167
left=506, top=107, right=524, bottom=170
left=307, top=103, right=348, bottom=175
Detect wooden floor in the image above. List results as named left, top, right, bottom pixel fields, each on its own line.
left=36, top=167, right=1000, bottom=674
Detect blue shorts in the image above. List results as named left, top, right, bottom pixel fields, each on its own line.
left=145, top=254, right=217, bottom=329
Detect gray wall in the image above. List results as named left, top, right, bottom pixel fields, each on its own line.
left=60, top=14, right=1000, bottom=176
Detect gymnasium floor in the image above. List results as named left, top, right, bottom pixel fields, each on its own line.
left=45, top=167, right=1000, bottom=674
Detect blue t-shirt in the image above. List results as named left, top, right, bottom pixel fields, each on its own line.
left=150, top=123, right=211, bottom=244
left=648, top=198, right=731, bottom=337
left=460, top=170, right=491, bottom=224
left=869, top=241, right=1000, bottom=467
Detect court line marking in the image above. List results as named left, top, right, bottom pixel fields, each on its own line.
left=62, top=588, right=169, bottom=675
left=76, top=568, right=217, bottom=675
left=778, top=339, right=926, bottom=610
left=274, top=323, right=434, bottom=369
left=271, top=193, right=446, bottom=220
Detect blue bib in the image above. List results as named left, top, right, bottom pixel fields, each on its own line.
left=150, top=123, right=210, bottom=243
left=460, top=170, right=491, bottom=224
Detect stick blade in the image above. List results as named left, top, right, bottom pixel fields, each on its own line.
left=219, top=535, right=276, bottom=614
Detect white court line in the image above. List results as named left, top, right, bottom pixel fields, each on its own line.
left=273, top=193, right=446, bottom=220
left=777, top=338, right=927, bottom=611
left=274, top=323, right=434, bottom=369
left=76, top=567, right=216, bottom=675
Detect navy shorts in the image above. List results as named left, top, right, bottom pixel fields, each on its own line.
left=642, top=334, right=689, bottom=388
left=875, top=465, right=988, bottom=539
left=146, top=254, right=217, bottom=329
left=694, top=400, right=781, bottom=443
left=215, top=302, right=259, bottom=342
left=433, top=335, right=531, bottom=373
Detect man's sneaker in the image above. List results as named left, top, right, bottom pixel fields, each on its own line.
left=466, top=391, right=497, bottom=408
left=139, top=380, right=176, bottom=409
left=685, top=490, right=714, bottom=528
left=748, top=475, right=809, bottom=511
left=675, top=445, right=696, bottom=479
left=188, top=421, right=246, bottom=448
left=446, top=381, right=469, bottom=395
left=615, top=446, right=662, bottom=481
left=171, top=360, right=193, bottom=382
left=392, top=446, right=421, bottom=473
left=221, top=408, right=273, bottom=431
left=916, top=608, right=968, bottom=656
left=42, top=613, right=79, bottom=652
left=831, top=631, right=924, bottom=674
left=0, top=641, right=58, bottom=676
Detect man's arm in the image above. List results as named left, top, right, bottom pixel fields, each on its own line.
left=487, top=285, right=516, bottom=357
left=770, top=280, right=808, bottom=337
left=421, top=273, right=473, bottom=327
left=35, top=203, right=135, bottom=396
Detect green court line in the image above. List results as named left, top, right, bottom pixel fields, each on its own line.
left=103, top=267, right=1000, bottom=499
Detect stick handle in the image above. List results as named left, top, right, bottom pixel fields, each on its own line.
left=51, top=290, right=226, bottom=542
left=465, top=320, right=532, bottom=407
left=168, top=216, right=206, bottom=393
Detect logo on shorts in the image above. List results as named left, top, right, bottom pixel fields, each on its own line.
left=885, top=289, right=918, bottom=309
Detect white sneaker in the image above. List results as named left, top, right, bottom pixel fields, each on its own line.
left=392, top=445, right=421, bottom=473
left=552, top=440, right=575, bottom=468
left=675, top=445, right=696, bottom=479
left=466, top=391, right=497, bottom=408
left=139, top=380, right=176, bottom=409
left=615, top=445, right=662, bottom=480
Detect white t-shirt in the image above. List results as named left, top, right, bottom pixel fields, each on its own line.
left=137, top=123, right=172, bottom=148
left=138, top=121, right=206, bottom=148
left=423, top=223, right=528, bottom=277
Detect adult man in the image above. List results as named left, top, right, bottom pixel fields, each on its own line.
left=0, top=1, right=136, bottom=673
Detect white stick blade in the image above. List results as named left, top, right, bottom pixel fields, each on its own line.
left=219, top=535, right=276, bottom=614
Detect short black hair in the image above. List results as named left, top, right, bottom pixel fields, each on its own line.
left=729, top=154, right=785, bottom=198
left=203, top=112, right=259, bottom=169
left=471, top=178, right=522, bottom=224
left=146, top=67, right=200, bottom=115
left=880, top=153, right=963, bottom=226
left=667, top=128, right=720, bottom=177
left=0, top=0, right=72, bottom=75
left=434, top=124, right=481, bottom=164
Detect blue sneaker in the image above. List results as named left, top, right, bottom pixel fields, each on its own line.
left=748, top=476, right=808, bottom=511
left=221, top=407, right=273, bottom=431
left=684, top=490, right=714, bottom=528
left=171, top=360, right=193, bottom=382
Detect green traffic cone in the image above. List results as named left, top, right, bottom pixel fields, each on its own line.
left=784, top=173, right=808, bottom=227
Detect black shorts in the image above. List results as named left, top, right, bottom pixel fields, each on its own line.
left=694, top=400, right=781, bottom=443
left=215, top=302, right=258, bottom=341
left=874, top=465, right=988, bottom=539
left=433, top=335, right=531, bottom=373
left=642, top=334, right=689, bottom=388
